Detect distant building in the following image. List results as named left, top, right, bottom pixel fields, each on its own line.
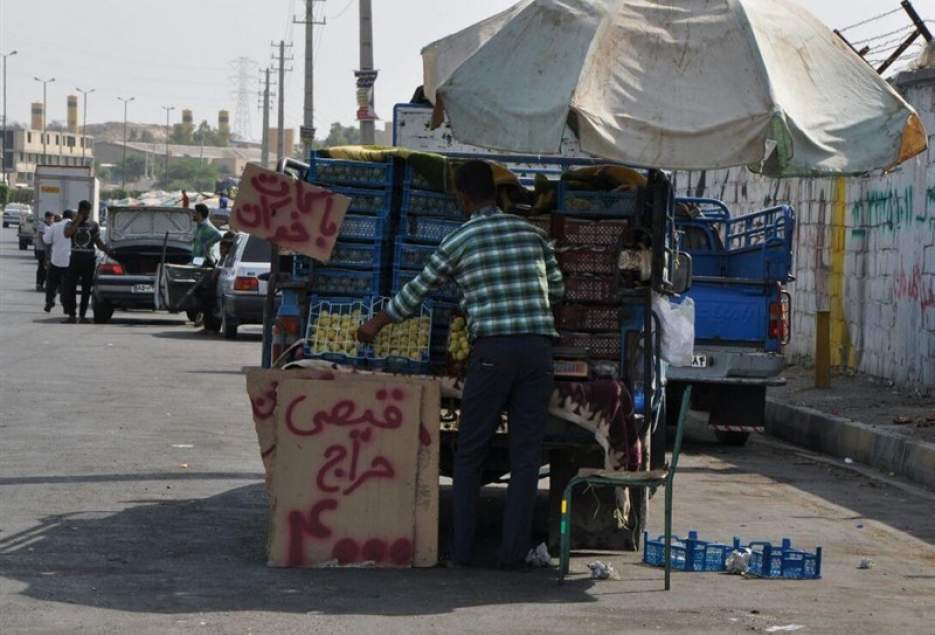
left=93, top=140, right=262, bottom=180
left=1, top=128, right=94, bottom=186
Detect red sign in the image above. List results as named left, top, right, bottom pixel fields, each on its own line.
left=231, top=164, right=350, bottom=261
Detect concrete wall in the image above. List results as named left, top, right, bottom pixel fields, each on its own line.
left=673, top=68, right=935, bottom=391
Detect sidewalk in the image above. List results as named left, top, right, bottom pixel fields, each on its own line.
left=766, top=366, right=935, bottom=489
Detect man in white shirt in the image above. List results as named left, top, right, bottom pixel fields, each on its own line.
left=43, top=210, right=73, bottom=313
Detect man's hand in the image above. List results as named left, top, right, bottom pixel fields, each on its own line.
left=357, top=311, right=392, bottom=343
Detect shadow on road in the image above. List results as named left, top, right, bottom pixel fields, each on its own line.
left=0, top=483, right=597, bottom=616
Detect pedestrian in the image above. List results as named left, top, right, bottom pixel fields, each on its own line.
left=192, top=203, right=222, bottom=266
left=34, top=211, right=54, bottom=291
left=357, top=160, right=565, bottom=569
left=43, top=210, right=73, bottom=314
left=181, top=190, right=190, bottom=209
left=62, top=200, right=111, bottom=324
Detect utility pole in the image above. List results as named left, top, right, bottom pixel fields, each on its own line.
left=230, top=56, right=257, bottom=141
left=295, top=0, right=325, bottom=156
left=161, top=105, right=174, bottom=185
left=1, top=50, right=17, bottom=184
left=270, top=40, right=293, bottom=162
left=258, top=67, right=274, bottom=168
left=357, top=0, right=377, bottom=145
left=33, top=75, right=55, bottom=164
left=76, top=87, right=95, bottom=165
left=117, top=97, right=135, bottom=190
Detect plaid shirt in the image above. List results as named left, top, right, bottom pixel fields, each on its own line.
left=386, top=207, right=564, bottom=340
left=192, top=220, right=222, bottom=265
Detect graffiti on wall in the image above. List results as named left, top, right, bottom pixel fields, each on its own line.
left=850, top=186, right=935, bottom=237
left=893, top=261, right=935, bottom=311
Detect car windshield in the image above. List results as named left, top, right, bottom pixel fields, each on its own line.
left=241, top=235, right=271, bottom=262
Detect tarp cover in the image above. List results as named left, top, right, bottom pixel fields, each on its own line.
left=423, top=0, right=927, bottom=177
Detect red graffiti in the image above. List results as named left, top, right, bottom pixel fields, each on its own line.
left=389, top=538, right=414, bottom=565
left=251, top=381, right=279, bottom=421
left=894, top=262, right=935, bottom=310
left=419, top=424, right=432, bottom=447
left=287, top=498, right=339, bottom=566
left=284, top=392, right=405, bottom=437
left=260, top=444, right=276, bottom=459
left=328, top=537, right=412, bottom=565
left=316, top=427, right=397, bottom=495
left=332, top=538, right=360, bottom=564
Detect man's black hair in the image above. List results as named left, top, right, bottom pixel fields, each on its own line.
left=62, top=210, right=75, bottom=219
left=194, top=203, right=210, bottom=218
left=78, top=200, right=91, bottom=213
left=454, top=160, right=496, bottom=202
left=44, top=211, right=53, bottom=218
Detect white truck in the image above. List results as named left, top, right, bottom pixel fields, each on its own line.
left=33, top=165, right=101, bottom=223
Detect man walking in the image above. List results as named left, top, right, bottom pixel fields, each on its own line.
left=358, top=160, right=564, bottom=569
left=62, top=200, right=109, bottom=324
left=43, top=210, right=73, bottom=313
left=192, top=203, right=222, bottom=266
left=34, top=211, right=53, bottom=291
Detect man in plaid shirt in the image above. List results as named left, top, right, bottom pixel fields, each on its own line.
left=359, top=160, right=564, bottom=569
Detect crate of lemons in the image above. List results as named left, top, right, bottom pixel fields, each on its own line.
left=307, top=304, right=366, bottom=359
left=447, top=315, right=471, bottom=363
left=371, top=314, right=432, bottom=362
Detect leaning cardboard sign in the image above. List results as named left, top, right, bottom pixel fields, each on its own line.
left=231, top=163, right=350, bottom=261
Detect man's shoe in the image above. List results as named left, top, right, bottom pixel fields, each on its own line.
left=44, top=302, right=53, bottom=313
left=63, top=316, right=77, bottom=324
left=78, top=317, right=90, bottom=324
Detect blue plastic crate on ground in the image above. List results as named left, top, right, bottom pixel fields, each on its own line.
left=329, top=185, right=393, bottom=217
left=367, top=297, right=433, bottom=375
left=310, top=266, right=384, bottom=297
left=747, top=539, right=822, bottom=579
left=307, top=156, right=394, bottom=189
left=394, top=239, right=438, bottom=271
left=304, top=296, right=371, bottom=365
left=337, top=213, right=391, bottom=243
left=399, top=214, right=463, bottom=245
left=392, top=268, right=460, bottom=303
left=401, top=188, right=463, bottom=220
left=558, top=185, right=639, bottom=218
left=642, top=531, right=735, bottom=572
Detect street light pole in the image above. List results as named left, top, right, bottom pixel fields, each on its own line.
left=33, top=76, right=55, bottom=165
left=161, top=105, right=174, bottom=185
left=76, top=87, right=95, bottom=165
left=1, top=50, right=18, bottom=185
left=117, top=96, right=135, bottom=190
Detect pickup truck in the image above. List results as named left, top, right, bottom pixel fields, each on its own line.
left=667, top=198, right=794, bottom=446
left=92, top=206, right=194, bottom=323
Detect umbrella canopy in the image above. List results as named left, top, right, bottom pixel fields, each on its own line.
left=423, top=0, right=927, bottom=177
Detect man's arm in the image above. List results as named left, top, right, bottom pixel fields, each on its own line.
left=205, top=225, right=222, bottom=247
left=63, top=219, right=77, bottom=238
left=43, top=225, right=54, bottom=245
left=544, top=240, right=565, bottom=303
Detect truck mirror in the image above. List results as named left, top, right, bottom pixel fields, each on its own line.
left=672, top=251, right=692, bottom=294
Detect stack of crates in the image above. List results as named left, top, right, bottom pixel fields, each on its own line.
left=298, top=155, right=396, bottom=297
left=550, top=183, right=641, bottom=375
left=392, top=164, right=466, bottom=369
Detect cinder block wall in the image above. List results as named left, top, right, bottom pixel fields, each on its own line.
left=671, top=68, right=935, bottom=391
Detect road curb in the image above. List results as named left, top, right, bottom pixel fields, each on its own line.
left=764, top=399, right=935, bottom=490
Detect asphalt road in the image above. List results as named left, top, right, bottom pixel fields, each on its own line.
left=1, top=225, right=934, bottom=634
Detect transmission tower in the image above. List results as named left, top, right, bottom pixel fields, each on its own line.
left=231, top=56, right=258, bottom=141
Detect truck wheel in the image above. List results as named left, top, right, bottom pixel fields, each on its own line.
left=92, top=300, right=114, bottom=324
left=222, top=313, right=238, bottom=340
left=714, top=430, right=751, bottom=446
left=19, top=239, right=28, bottom=250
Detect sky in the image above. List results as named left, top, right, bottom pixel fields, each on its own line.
left=0, top=0, right=931, bottom=142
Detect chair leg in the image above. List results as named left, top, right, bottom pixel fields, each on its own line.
left=664, top=482, right=672, bottom=591
left=559, top=479, right=577, bottom=582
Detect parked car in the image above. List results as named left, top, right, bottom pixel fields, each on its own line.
left=17, top=213, right=35, bottom=250
left=213, top=232, right=272, bottom=339
left=3, top=203, right=30, bottom=228
left=91, top=206, right=194, bottom=323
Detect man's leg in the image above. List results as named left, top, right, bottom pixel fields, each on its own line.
left=44, top=266, right=62, bottom=311
left=36, top=253, right=46, bottom=290
left=453, top=338, right=514, bottom=565
left=499, top=337, right=553, bottom=566
left=78, top=262, right=94, bottom=319
left=62, top=266, right=78, bottom=318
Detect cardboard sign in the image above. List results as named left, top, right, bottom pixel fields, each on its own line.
left=231, top=163, right=349, bottom=261
left=269, top=379, right=424, bottom=568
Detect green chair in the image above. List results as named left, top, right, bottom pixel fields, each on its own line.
left=559, top=386, right=692, bottom=590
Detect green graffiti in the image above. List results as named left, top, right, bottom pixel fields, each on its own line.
left=850, top=187, right=918, bottom=233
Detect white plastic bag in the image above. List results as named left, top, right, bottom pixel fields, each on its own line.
left=652, top=293, right=695, bottom=367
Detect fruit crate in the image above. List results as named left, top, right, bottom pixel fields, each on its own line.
left=525, top=214, right=552, bottom=235
left=401, top=188, right=463, bottom=219
left=304, top=296, right=370, bottom=365
left=747, top=539, right=822, bottom=579
left=557, top=246, right=616, bottom=276
left=394, top=239, right=437, bottom=271
left=557, top=331, right=621, bottom=361
left=552, top=216, right=629, bottom=248
left=554, top=304, right=618, bottom=332
left=564, top=274, right=617, bottom=304
left=337, top=213, right=392, bottom=243
left=330, top=185, right=393, bottom=217
left=643, top=531, right=736, bottom=572
left=328, top=240, right=388, bottom=270
left=399, top=214, right=463, bottom=245
left=307, top=156, right=394, bottom=189
left=367, top=297, right=433, bottom=375
left=392, top=267, right=460, bottom=303
left=310, top=266, right=384, bottom=297
left=403, top=164, right=443, bottom=192
left=558, top=185, right=639, bottom=218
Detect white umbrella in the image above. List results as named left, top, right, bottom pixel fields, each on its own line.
left=423, top=0, right=927, bottom=176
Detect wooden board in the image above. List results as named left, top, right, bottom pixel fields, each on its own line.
left=269, top=378, right=423, bottom=568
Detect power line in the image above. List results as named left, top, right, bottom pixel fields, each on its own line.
left=852, top=24, right=914, bottom=46
left=839, top=6, right=904, bottom=33
left=328, top=0, right=354, bottom=20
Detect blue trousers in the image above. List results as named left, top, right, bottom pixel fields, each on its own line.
left=453, top=335, right=554, bottom=565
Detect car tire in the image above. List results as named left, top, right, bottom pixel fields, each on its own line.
left=185, top=309, right=200, bottom=324
left=19, top=239, right=28, bottom=250
left=203, top=312, right=222, bottom=333
left=714, top=430, right=751, bottom=446
left=92, top=299, right=115, bottom=324
left=222, top=312, right=238, bottom=340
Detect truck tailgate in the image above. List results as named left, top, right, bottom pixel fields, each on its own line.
left=689, top=279, right=772, bottom=344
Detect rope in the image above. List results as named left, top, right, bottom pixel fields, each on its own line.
left=838, top=6, right=904, bottom=32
